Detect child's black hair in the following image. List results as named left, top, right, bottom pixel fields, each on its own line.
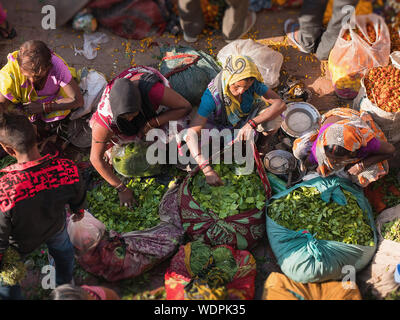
left=0, top=112, right=37, bottom=154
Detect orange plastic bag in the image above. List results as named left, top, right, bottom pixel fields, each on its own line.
left=328, top=13, right=390, bottom=99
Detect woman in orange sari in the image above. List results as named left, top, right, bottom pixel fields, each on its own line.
left=293, top=108, right=395, bottom=187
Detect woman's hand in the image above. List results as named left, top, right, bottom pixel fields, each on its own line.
left=203, top=167, right=224, bottom=186
left=118, top=188, right=138, bottom=208
left=23, top=102, right=44, bottom=114
left=138, top=122, right=153, bottom=139
left=236, top=123, right=255, bottom=141
left=71, top=212, right=85, bottom=222
left=347, top=162, right=364, bottom=176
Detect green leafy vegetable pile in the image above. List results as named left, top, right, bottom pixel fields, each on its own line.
left=0, top=247, right=27, bottom=286
left=190, top=163, right=266, bottom=219
left=87, top=177, right=167, bottom=233
left=0, top=155, right=16, bottom=176
left=268, top=187, right=375, bottom=246
left=381, top=218, right=400, bottom=242
left=112, top=142, right=162, bottom=178
left=189, top=241, right=237, bottom=285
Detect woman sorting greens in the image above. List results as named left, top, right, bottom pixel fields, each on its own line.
left=89, top=66, right=192, bottom=208
left=292, top=108, right=395, bottom=187
left=0, top=40, right=83, bottom=123
left=186, top=55, right=286, bottom=186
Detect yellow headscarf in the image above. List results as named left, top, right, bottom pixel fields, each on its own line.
left=220, top=55, right=264, bottom=126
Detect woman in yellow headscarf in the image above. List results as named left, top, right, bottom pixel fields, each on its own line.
left=186, top=55, right=286, bottom=186
left=0, top=40, right=83, bottom=123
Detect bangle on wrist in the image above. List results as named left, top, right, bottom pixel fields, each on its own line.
left=115, top=182, right=127, bottom=192
left=199, top=161, right=210, bottom=170
left=43, top=103, right=51, bottom=113
left=146, top=121, right=154, bottom=129
left=202, top=165, right=212, bottom=173
left=155, top=117, right=160, bottom=127
left=247, top=119, right=257, bottom=129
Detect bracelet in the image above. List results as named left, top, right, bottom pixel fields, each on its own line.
left=146, top=121, right=154, bottom=130
left=247, top=119, right=257, bottom=129
left=43, top=103, right=52, bottom=114
left=115, top=182, right=127, bottom=192
left=155, top=117, right=160, bottom=127
left=199, top=161, right=210, bottom=170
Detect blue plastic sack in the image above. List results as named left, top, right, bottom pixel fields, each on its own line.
left=266, top=176, right=378, bottom=283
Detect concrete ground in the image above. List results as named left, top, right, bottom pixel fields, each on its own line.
left=1, top=0, right=339, bottom=112
left=0, top=0, right=388, bottom=300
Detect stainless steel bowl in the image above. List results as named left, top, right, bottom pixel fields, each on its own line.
left=281, top=102, right=321, bottom=138
left=263, top=150, right=296, bottom=175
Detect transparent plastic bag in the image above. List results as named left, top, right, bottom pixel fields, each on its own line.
left=328, top=13, right=390, bottom=99
left=67, top=210, right=106, bottom=253
left=217, top=39, right=283, bottom=88
left=74, top=32, right=109, bottom=60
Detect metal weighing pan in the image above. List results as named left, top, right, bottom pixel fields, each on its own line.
left=281, top=102, right=321, bottom=138
left=263, top=150, right=305, bottom=186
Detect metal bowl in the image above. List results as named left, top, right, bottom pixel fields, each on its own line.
left=67, top=118, right=92, bottom=149
left=281, top=102, right=321, bottom=138
left=263, top=150, right=296, bottom=175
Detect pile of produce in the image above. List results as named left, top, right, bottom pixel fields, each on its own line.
left=0, top=155, right=16, bottom=175
left=342, top=21, right=377, bottom=45
left=190, top=163, right=266, bottom=219
left=112, top=142, right=162, bottom=178
left=366, top=168, right=400, bottom=215
left=187, top=241, right=238, bottom=285
left=381, top=218, right=400, bottom=242
left=87, top=177, right=167, bottom=233
left=0, top=247, right=27, bottom=286
left=268, top=186, right=375, bottom=246
left=364, top=65, right=400, bottom=113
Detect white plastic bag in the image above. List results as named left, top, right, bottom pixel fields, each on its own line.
left=74, top=32, right=109, bottom=60
left=67, top=210, right=106, bottom=253
left=71, top=69, right=107, bottom=120
left=217, top=39, right=283, bottom=88
left=359, top=204, right=400, bottom=299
